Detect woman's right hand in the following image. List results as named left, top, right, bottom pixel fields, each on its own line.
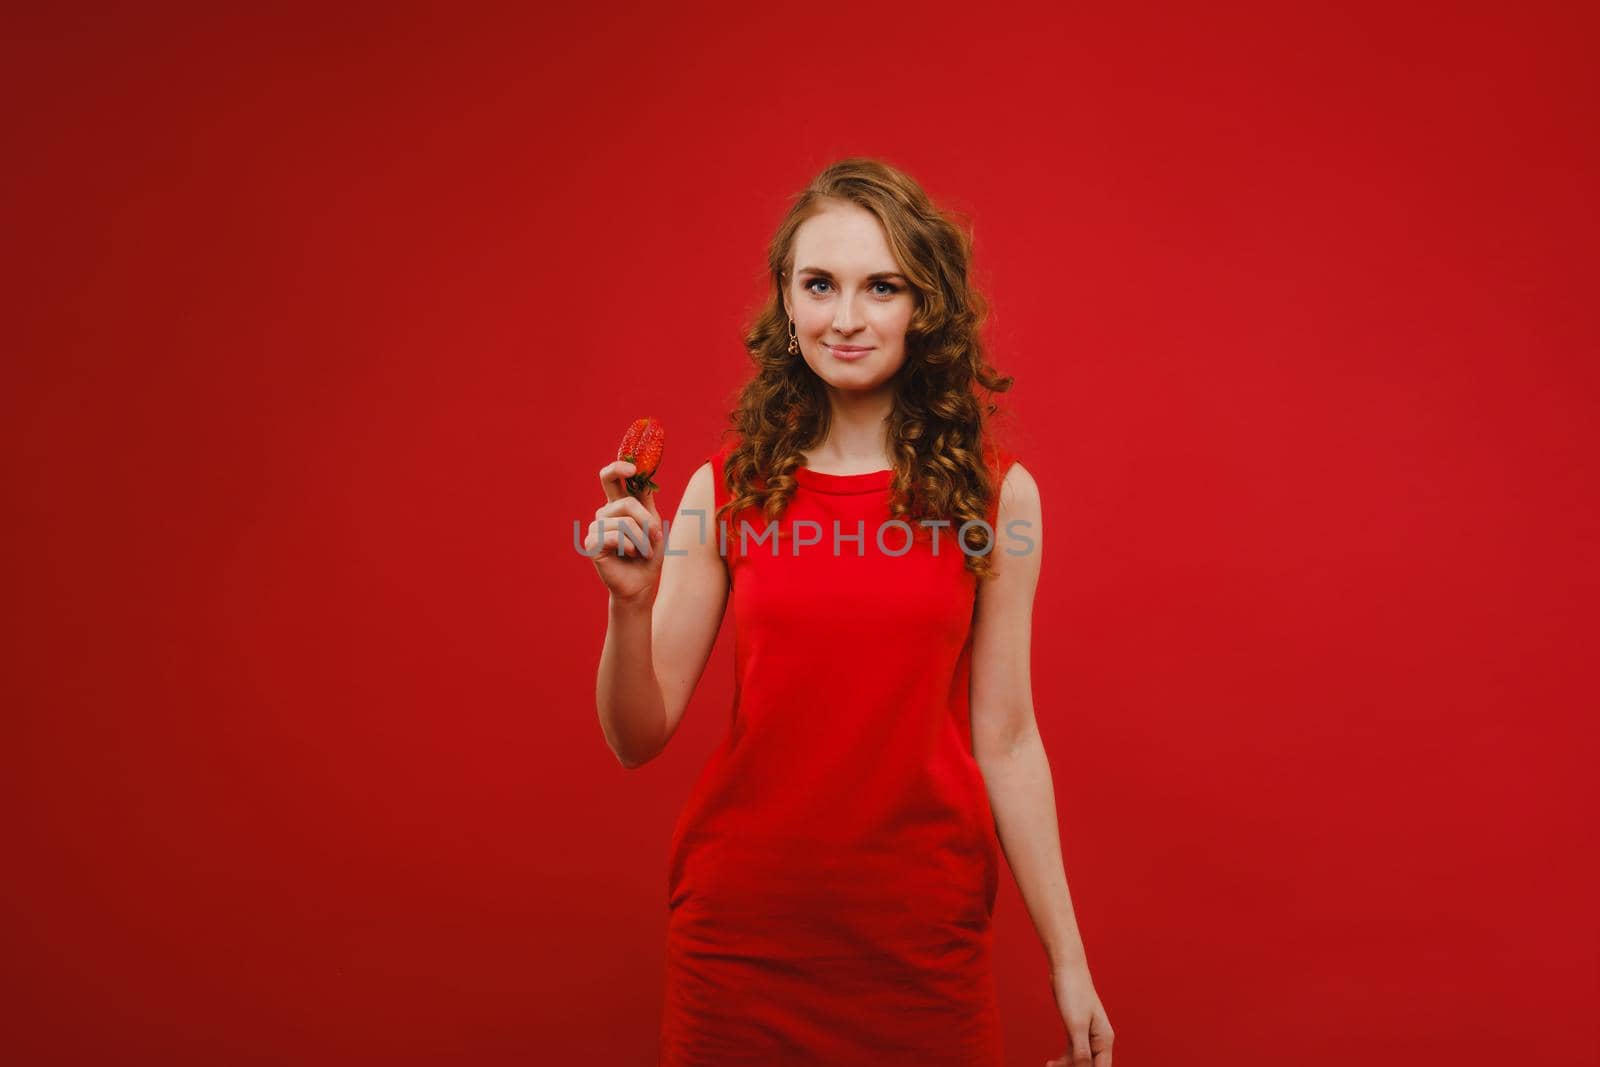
left=585, top=460, right=665, bottom=605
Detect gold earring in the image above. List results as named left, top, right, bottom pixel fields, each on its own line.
left=787, top=318, right=799, bottom=355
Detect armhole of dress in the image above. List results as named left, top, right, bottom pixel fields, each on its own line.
left=707, top=444, right=731, bottom=517
left=706, top=442, right=737, bottom=574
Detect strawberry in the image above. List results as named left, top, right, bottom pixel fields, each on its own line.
left=616, top=416, right=665, bottom=496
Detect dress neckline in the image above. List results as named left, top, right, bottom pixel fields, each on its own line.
left=794, top=464, right=893, bottom=495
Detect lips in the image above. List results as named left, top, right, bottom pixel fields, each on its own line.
left=828, top=345, right=874, bottom=360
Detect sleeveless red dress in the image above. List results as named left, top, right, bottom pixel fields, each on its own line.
left=660, top=435, right=1019, bottom=1066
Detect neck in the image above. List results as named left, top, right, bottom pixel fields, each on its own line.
left=809, top=386, right=894, bottom=468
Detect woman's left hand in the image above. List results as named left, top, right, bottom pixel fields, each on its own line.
left=1044, top=960, right=1113, bottom=1066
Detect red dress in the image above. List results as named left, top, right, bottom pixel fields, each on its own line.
left=660, top=435, right=1019, bottom=1066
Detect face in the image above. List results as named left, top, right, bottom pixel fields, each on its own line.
left=783, top=201, right=915, bottom=393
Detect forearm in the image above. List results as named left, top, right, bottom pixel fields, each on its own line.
left=596, top=594, right=667, bottom=768
left=977, top=732, right=1089, bottom=969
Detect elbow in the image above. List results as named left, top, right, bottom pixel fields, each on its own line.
left=973, top=724, right=1044, bottom=767
left=615, top=714, right=674, bottom=770
left=615, top=745, right=658, bottom=771
left=602, top=723, right=654, bottom=769
left=607, top=711, right=672, bottom=770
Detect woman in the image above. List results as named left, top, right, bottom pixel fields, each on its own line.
left=587, top=158, right=1112, bottom=1066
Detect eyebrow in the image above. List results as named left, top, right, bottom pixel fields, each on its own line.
left=795, top=266, right=907, bottom=282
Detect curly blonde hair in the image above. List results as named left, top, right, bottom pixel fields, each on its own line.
left=712, top=157, right=1017, bottom=581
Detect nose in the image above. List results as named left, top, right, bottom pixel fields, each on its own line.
left=832, top=294, right=863, bottom=336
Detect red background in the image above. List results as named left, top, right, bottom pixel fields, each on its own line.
left=5, top=4, right=1595, bottom=1064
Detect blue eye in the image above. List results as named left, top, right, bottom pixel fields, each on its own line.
left=804, top=279, right=902, bottom=296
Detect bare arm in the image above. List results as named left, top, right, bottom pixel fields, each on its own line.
left=969, top=462, right=1090, bottom=967
left=594, top=460, right=728, bottom=768
left=973, top=464, right=1114, bottom=1062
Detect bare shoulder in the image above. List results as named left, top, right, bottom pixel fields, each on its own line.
left=992, top=460, right=1042, bottom=574
left=685, top=459, right=719, bottom=510
left=667, top=460, right=721, bottom=559
left=683, top=459, right=715, bottom=501
left=999, top=461, right=1041, bottom=519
